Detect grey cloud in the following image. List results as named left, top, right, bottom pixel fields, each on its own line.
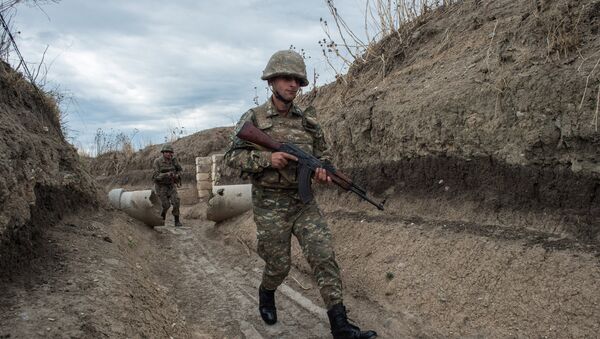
left=13, top=0, right=366, bottom=152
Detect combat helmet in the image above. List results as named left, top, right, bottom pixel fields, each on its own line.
left=161, top=143, right=174, bottom=153
left=261, top=50, right=308, bottom=87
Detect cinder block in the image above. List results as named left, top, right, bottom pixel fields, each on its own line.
left=197, top=181, right=212, bottom=190
left=195, top=156, right=212, bottom=172
left=196, top=164, right=211, bottom=173
left=212, top=154, right=224, bottom=163
left=196, top=173, right=210, bottom=182
left=197, top=189, right=211, bottom=198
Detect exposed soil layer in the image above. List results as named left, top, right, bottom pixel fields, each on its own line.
left=0, top=60, right=98, bottom=276
left=300, top=0, right=600, bottom=229
left=348, top=155, right=600, bottom=242
left=0, top=184, right=97, bottom=277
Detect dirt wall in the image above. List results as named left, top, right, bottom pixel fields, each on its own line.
left=299, top=0, right=600, bottom=237
left=0, top=61, right=98, bottom=275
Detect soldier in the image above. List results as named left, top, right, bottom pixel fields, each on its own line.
left=225, top=50, right=377, bottom=339
left=152, top=143, right=183, bottom=227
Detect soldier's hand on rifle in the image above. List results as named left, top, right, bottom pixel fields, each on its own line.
left=314, top=167, right=332, bottom=184
left=271, top=152, right=298, bottom=169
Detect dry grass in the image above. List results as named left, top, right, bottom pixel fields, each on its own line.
left=539, top=1, right=591, bottom=61
left=320, top=0, right=461, bottom=78
left=594, top=83, right=600, bottom=132
left=578, top=54, right=600, bottom=111
left=94, top=128, right=139, bottom=157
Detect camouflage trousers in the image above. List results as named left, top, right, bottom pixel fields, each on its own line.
left=252, top=186, right=342, bottom=308
left=155, top=183, right=180, bottom=216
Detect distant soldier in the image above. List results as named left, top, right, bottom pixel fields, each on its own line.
left=225, top=50, right=377, bottom=339
left=152, top=143, right=183, bottom=227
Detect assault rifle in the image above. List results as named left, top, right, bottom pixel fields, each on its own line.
left=236, top=121, right=385, bottom=210
left=160, top=168, right=181, bottom=187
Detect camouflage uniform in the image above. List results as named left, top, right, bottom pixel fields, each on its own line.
left=152, top=155, right=183, bottom=217
left=225, top=100, right=343, bottom=308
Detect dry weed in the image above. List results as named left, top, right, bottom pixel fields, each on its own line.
left=594, top=83, right=600, bottom=132
left=320, top=0, right=461, bottom=78
left=541, top=2, right=588, bottom=61
left=578, top=55, right=600, bottom=111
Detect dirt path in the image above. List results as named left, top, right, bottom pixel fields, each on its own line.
left=153, top=215, right=333, bottom=338
left=171, top=206, right=430, bottom=339
left=6, top=198, right=597, bottom=338
left=1, top=205, right=405, bottom=339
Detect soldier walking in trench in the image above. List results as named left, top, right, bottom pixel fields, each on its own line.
left=152, top=143, right=183, bottom=227
left=225, top=50, right=377, bottom=339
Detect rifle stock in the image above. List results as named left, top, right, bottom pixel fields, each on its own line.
left=236, top=122, right=282, bottom=150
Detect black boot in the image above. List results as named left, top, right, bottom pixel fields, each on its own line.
left=259, top=285, right=277, bottom=325
left=174, top=215, right=183, bottom=227
left=160, top=211, right=166, bottom=220
left=327, top=303, right=377, bottom=339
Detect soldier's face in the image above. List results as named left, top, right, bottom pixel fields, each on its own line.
left=163, top=151, right=173, bottom=160
left=271, top=76, right=300, bottom=101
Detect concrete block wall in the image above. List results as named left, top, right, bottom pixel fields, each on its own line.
left=195, top=156, right=212, bottom=199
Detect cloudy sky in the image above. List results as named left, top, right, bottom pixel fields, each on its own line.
left=7, top=0, right=368, bottom=153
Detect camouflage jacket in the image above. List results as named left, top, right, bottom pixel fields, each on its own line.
left=152, top=156, right=183, bottom=185
left=224, top=99, right=330, bottom=190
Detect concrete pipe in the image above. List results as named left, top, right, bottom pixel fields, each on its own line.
left=108, top=188, right=164, bottom=226
left=206, top=184, right=253, bottom=222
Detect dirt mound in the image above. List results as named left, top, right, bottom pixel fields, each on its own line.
left=91, top=127, right=232, bottom=188
left=0, top=61, right=98, bottom=275
left=300, top=0, right=600, bottom=240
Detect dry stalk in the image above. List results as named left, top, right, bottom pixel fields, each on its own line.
left=321, top=47, right=345, bottom=80
left=595, top=83, right=600, bottom=132
left=364, top=1, right=371, bottom=43
left=578, top=55, right=600, bottom=111
left=321, top=0, right=460, bottom=76
left=325, top=0, right=365, bottom=62
left=485, top=20, right=499, bottom=71
left=0, top=0, right=20, bottom=12
left=380, top=53, right=386, bottom=80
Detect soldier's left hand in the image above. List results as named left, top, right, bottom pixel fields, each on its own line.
left=314, top=168, right=332, bottom=184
